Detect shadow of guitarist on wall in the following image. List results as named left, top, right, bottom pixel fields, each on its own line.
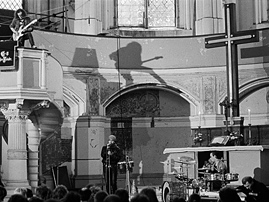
left=109, top=41, right=165, bottom=86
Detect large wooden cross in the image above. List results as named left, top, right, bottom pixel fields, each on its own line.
left=205, top=3, right=259, bottom=119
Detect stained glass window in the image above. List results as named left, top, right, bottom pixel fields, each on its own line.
left=0, top=0, right=22, bottom=10
left=117, top=0, right=175, bottom=27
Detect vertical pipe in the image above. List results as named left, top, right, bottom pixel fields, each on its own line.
left=255, top=0, right=259, bottom=24
left=17, top=49, right=23, bottom=88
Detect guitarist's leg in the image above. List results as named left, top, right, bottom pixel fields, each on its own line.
left=18, top=37, right=25, bottom=47
left=27, top=33, right=36, bottom=48
left=23, top=32, right=36, bottom=48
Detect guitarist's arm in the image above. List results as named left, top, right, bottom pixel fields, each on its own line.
left=23, top=17, right=34, bottom=33
left=9, top=20, right=18, bottom=36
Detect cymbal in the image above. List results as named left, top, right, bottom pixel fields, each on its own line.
left=198, top=172, right=207, bottom=174
left=178, top=156, right=196, bottom=164
left=174, top=160, right=195, bottom=165
left=160, top=161, right=175, bottom=165
left=168, top=171, right=185, bottom=175
left=198, top=167, right=210, bottom=171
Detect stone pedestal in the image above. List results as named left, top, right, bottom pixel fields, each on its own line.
left=74, top=115, right=106, bottom=188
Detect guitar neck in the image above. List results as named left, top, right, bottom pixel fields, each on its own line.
left=21, top=19, right=37, bottom=31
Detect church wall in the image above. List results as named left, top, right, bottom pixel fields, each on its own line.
left=236, top=0, right=255, bottom=31
left=31, top=27, right=269, bottom=188
left=32, top=30, right=227, bottom=69
left=46, top=56, right=64, bottom=107
left=131, top=124, right=191, bottom=186
left=159, top=90, right=191, bottom=117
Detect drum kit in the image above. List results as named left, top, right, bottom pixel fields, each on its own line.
left=161, top=156, right=239, bottom=202
left=161, top=156, right=197, bottom=202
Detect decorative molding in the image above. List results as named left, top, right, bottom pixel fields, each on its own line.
left=106, top=90, right=160, bottom=117
left=87, top=77, right=100, bottom=115
left=202, top=76, right=216, bottom=114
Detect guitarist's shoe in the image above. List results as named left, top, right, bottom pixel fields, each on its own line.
left=32, top=45, right=37, bottom=49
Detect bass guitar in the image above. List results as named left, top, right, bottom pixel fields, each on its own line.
left=12, top=19, right=38, bottom=41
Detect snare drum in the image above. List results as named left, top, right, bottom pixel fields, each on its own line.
left=225, top=173, right=239, bottom=181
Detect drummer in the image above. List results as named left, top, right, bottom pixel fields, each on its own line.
left=205, top=152, right=227, bottom=191
left=208, top=151, right=227, bottom=174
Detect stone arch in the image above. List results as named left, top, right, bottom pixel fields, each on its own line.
left=217, top=77, right=269, bottom=114
left=103, top=82, right=200, bottom=116
left=239, top=77, right=269, bottom=101
left=63, top=85, right=86, bottom=117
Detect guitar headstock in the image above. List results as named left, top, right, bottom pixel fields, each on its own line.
left=155, top=56, right=163, bottom=60
left=32, top=19, right=38, bottom=24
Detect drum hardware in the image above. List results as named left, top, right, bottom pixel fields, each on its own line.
left=121, top=156, right=135, bottom=197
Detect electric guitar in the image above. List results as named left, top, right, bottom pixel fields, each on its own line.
left=12, top=19, right=38, bottom=41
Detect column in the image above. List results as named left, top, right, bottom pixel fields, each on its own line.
left=27, top=120, right=41, bottom=190
left=1, top=107, right=31, bottom=192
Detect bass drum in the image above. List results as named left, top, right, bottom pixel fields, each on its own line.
left=162, top=181, right=171, bottom=202
left=162, top=181, right=186, bottom=202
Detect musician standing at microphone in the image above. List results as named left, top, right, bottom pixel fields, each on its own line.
left=101, top=135, right=122, bottom=194
left=10, top=9, right=36, bottom=48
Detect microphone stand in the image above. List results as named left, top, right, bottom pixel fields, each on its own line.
left=107, top=144, right=112, bottom=194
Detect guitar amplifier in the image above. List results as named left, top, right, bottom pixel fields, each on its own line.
left=0, top=40, right=17, bottom=70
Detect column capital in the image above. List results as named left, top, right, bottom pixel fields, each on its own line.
left=1, top=108, right=31, bottom=121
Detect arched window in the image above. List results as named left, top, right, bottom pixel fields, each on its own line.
left=102, top=0, right=195, bottom=31
left=117, top=0, right=176, bottom=28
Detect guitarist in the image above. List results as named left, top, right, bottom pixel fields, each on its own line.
left=9, top=9, right=36, bottom=48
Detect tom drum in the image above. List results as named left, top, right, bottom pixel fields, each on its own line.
left=225, top=173, right=239, bottom=181
left=117, top=161, right=134, bottom=174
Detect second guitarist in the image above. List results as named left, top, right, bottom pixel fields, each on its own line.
left=10, top=8, right=37, bottom=48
